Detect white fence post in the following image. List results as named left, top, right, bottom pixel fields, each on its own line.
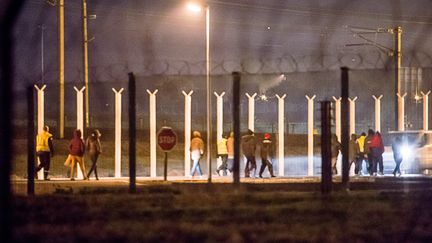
left=246, top=93, right=257, bottom=131
left=332, top=96, right=342, bottom=176
left=74, top=86, right=85, bottom=179
left=306, top=95, right=316, bottom=176
left=214, top=92, right=225, bottom=169
left=147, top=89, right=158, bottom=178
left=183, top=90, right=193, bottom=177
left=276, top=94, right=286, bottom=176
left=372, top=95, right=383, bottom=132
left=421, top=91, right=431, bottom=131
left=347, top=97, right=358, bottom=176
left=332, top=97, right=341, bottom=142
left=348, top=97, right=358, bottom=135
left=112, top=88, right=124, bottom=178
left=397, top=93, right=407, bottom=131
left=34, top=84, right=47, bottom=180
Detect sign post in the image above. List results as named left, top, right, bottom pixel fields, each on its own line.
left=157, top=127, right=177, bottom=181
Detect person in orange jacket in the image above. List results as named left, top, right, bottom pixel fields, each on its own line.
left=190, top=131, right=205, bottom=177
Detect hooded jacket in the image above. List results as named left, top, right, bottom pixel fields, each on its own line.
left=36, top=130, right=53, bottom=153
left=217, top=137, right=228, bottom=155
left=370, top=133, right=384, bottom=154
left=190, top=131, right=205, bottom=153
left=349, top=135, right=360, bottom=161
left=241, top=130, right=256, bottom=157
left=356, top=135, right=366, bottom=153
left=331, top=135, right=342, bottom=158
left=86, top=133, right=102, bottom=155
left=69, top=130, right=85, bottom=156
left=227, top=134, right=234, bottom=157
left=261, top=138, right=273, bottom=160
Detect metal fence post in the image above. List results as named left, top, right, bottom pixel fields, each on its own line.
left=128, top=73, right=136, bottom=193
left=27, top=86, right=35, bottom=196
left=232, top=72, right=241, bottom=185
left=341, top=67, right=350, bottom=190
left=321, top=101, right=332, bottom=195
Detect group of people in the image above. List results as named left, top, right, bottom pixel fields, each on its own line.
left=35, top=126, right=102, bottom=180
left=36, top=126, right=404, bottom=180
left=332, top=129, right=402, bottom=177
left=189, top=129, right=276, bottom=178
left=240, top=129, right=276, bottom=178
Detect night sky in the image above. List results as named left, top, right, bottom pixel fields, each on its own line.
left=12, top=0, right=432, bottom=91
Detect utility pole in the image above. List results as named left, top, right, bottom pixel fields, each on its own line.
left=59, top=0, right=65, bottom=138
left=83, top=0, right=90, bottom=128
left=346, top=25, right=402, bottom=131
left=394, top=26, right=402, bottom=131
left=39, top=24, right=46, bottom=84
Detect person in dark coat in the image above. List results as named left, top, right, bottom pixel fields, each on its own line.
left=35, top=125, right=54, bottom=180
left=259, top=133, right=276, bottom=178
left=392, top=136, right=403, bottom=177
left=241, top=129, right=257, bottom=178
left=86, top=129, right=102, bottom=180
left=349, top=133, right=360, bottom=175
left=331, top=134, right=342, bottom=175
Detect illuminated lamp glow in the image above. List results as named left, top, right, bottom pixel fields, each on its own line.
left=187, top=3, right=202, bottom=12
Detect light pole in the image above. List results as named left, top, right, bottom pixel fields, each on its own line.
left=187, top=3, right=212, bottom=182
left=58, top=0, right=65, bottom=138
left=83, top=0, right=89, bottom=129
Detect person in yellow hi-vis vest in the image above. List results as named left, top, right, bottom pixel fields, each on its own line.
left=36, top=125, right=54, bottom=180
left=216, top=133, right=228, bottom=176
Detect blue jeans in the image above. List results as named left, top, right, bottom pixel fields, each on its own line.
left=190, top=159, right=203, bottom=176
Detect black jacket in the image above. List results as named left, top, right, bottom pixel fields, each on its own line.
left=241, top=134, right=256, bottom=157
left=261, top=138, right=273, bottom=160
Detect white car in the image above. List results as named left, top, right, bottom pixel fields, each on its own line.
left=387, top=130, right=432, bottom=175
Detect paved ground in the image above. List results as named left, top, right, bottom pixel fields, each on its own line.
left=11, top=174, right=432, bottom=195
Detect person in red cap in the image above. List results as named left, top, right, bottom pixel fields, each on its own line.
left=259, top=133, right=276, bottom=178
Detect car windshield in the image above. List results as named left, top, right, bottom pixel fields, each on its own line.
left=388, top=132, right=432, bottom=148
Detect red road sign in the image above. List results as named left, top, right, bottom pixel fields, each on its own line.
left=157, top=127, right=177, bottom=152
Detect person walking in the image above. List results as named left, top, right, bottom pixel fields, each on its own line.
left=241, top=129, right=257, bottom=178
left=226, top=131, right=234, bottom=173
left=355, top=132, right=367, bottom=175
left=369, top=130, right=384, bottom=176
left=376, top=131, right=385, bottom=175
left=349, top=134, right=360, bottom=175
left=35, top=125, right=54, bottom=180
left=392, top=136, right=403, bottom=177
left=259, top=133, right=276, bottom=178
left=67, top=129, right=87, bottom=180
left=364, top=129, right=375, bottom=175
left=86, top=129, right=102, bottom=180
left=190, top=131, right=205, bottom=178
left=331, top=134, right=342, bottom=175
left=216, top=133, right=228, bottom=176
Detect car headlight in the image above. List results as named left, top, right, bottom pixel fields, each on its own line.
left=401, top=144, right=413, bottom=160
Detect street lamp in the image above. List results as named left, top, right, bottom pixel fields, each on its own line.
left=187, top=2, right=212, bottom=182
